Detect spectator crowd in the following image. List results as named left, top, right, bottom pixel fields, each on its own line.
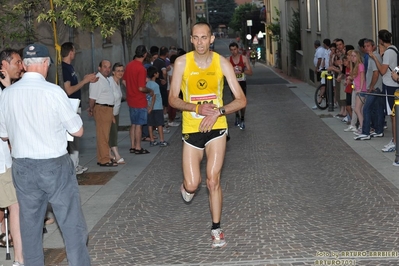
left=0, top=42, right=186, bottom=266
left=313, top=30, right=399, bottom=166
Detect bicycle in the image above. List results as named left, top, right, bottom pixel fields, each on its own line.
left=314, top=70, right=333, bottom=110
left=314, top=83, right=328, bottom=110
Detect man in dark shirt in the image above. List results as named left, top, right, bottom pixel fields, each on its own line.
left=61, top=42, right=98, bottom=174
left=153, top=46, right=169, bottom=117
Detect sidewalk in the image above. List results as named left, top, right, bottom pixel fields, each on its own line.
left=288, top=79, right=399, bottom=189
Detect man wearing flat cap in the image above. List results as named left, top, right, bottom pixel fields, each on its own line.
left=0, top=43, right=91, bottom=266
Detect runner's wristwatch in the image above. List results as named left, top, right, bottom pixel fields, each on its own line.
left=219, top=107, right=226, bottom=115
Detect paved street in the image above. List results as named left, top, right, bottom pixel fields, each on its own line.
left=2, top=38, right=399, bottom=266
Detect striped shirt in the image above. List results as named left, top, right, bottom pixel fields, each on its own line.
left=0, top=72, right=83, bottom=159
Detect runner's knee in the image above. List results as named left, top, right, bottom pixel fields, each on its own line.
left=206, top=175, right=221, bottom=191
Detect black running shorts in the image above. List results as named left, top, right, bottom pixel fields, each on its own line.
left=182, top=129, right=227, bottom=149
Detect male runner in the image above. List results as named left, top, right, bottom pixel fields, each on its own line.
left=228, top=42, right=253, bottom=129
left=169, top=22, right=246, bottom=248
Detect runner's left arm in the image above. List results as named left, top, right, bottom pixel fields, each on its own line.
left=220, top=57, right=247, bottom=114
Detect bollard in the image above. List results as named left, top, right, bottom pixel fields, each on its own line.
left=394, top=89, right=399, bottom=165
left=327, top=72, right=334, bottom=112
left=4, top=208, right=10, bottom=260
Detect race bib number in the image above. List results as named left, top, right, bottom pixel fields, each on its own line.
left=189, top=94, right=220, bottom=119
left=236, top=73, right=246, bottom=81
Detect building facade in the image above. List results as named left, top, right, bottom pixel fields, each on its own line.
left=194, top=0, right=207, bottom=21
left=275, top=0, right=398, bottom=85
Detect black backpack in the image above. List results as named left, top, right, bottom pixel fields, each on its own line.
left=387, top=47, right=399, bottom=67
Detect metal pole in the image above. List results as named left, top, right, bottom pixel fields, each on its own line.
left=394, top=89, right=399, bottom=165
left=327, top=73, right=334, bottom=112
left=5, top=208, right=10, bottom=260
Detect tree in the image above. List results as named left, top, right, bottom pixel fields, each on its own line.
left=119, top=1, right=159, bottom=61
left=15, top=0, right=159, bottom=52
left=196, top=15, right=207, bottom=23
left=230, top=3, right=255, bottom=32
left=208, top=0, right=236, bottom=30
left=229, top=3, right=258, bottom=45
left=12, top=0, right=159, bottom=81
left=0, top=0, right=36, bottom=47
left=266, top=7, right=281, bottom=43
left=287, top=9, right=301, bottom=66
left=266, top=7, right=281, bottom=68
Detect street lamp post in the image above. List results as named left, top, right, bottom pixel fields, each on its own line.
left=246, top=20, right=252, bottom=47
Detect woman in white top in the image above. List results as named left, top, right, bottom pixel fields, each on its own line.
left=108, top=63, right=125, bottom=164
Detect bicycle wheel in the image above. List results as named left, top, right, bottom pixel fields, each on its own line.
left=314, top=84, right=328, bottom=110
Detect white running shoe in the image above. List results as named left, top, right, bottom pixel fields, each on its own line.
left=382, top=142, right=396, bottom=152
left=75, top=165, right=88, bottom=175
left=342, top=116, right=350, bottom=123
left=168, top=121, right=180, bottom=127
left=370, top=132, right=384, bottom=138
left=180, top=184, right=194, bottom=202
left=354, top=134, right=370, bottom=140
left=384, top=139, right=394, bottom=148
left=344, top=125, right=357, bottom=132
left=211, top=228, right=227, bottom=248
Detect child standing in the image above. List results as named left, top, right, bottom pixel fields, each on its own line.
left=146, top=66, right=168, bottom=147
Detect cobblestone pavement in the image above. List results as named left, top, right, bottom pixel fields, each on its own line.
left=83, top=71, right=399, bottom=266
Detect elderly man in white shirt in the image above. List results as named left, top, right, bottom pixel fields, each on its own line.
left=0, top=43, right=90, bottom=266
left=88, top=60, right=117, bottom=167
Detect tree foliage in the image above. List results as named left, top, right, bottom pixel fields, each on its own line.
left=119, top=0, right=159, bottom=60
left=12, top=0, right=159, bottom=62
left=32, top=0, right=138, bottom=37
left=208, top=0, right=236, bottom=30
left=0, top=0, right=36, bottom=47
left=229, top=3, right=258, bottom=44
left=229, top=3, right=255, bottom=32
left=287, top=8, right=301, bottom=65
left=266, top=6, right=281, bottom=42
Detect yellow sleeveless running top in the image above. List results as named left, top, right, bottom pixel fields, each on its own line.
left=181, top=51, right=227, bottom=134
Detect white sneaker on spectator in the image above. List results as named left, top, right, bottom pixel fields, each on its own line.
left=311, top=105, right=318, bottom=110
left=168, top=121, right=180, bottom=127
left=393, top=161, right=399, bottom=167
left=344, top=125, right=357, bottom=132
left=342, top=116, right=349, bottom=123
left=76, top=165, right=88, bottom=175
left=353, top=127, right=362, bottom=135
left=382, top=142, right=396, bottom=152
left=384, top=139, right=394, bottom=148
left=370, top=132, right=384, bottom=138
left=354, top=134, right=370, bottom=140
